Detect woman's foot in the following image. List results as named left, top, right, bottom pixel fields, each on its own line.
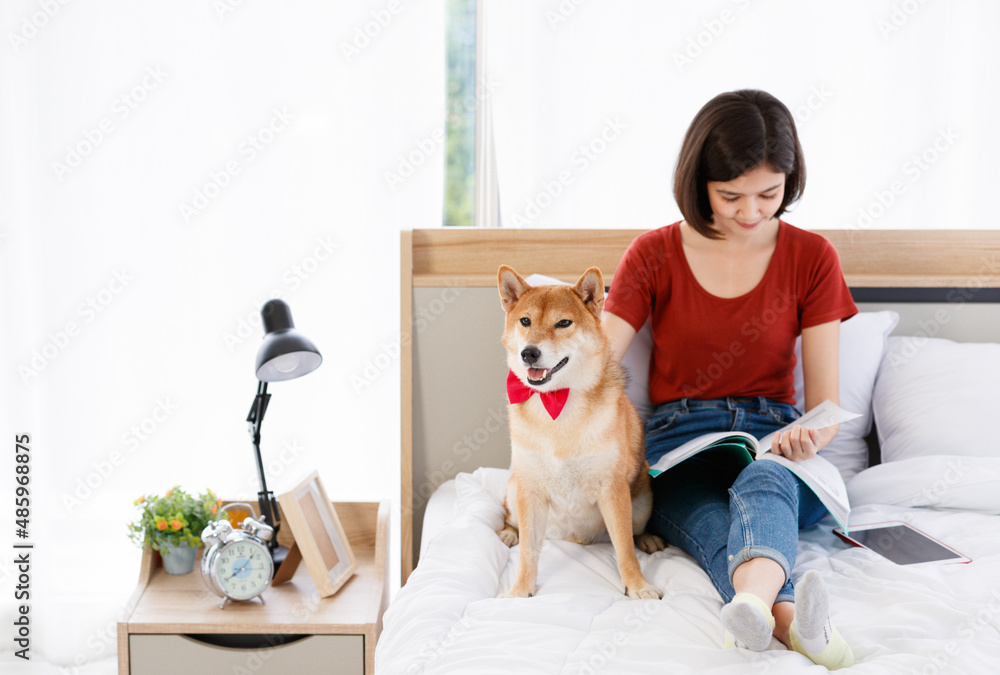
left=789, top=570, right=854, bottom=669
left=721, top=592, right=775, bottom=651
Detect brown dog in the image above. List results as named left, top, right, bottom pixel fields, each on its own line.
left=497, top=266, right=663, bottom=599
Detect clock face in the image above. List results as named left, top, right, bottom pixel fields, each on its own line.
left=216, top=540, right=273, bottom=600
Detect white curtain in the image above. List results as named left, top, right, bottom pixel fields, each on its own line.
left=0, top=1, right=443, bottom=670
left=486, top=0, right=1000, bottom=231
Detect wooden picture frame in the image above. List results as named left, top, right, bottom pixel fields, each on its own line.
left=274, top=471, right=357, bottom=597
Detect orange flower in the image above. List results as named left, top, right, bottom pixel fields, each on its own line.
left=156, top=519, right=168, bottom=531
left=210, top=503, right=219, bottom=515
left=134, top=496, right=145, bottom=505
left=164, top=490, right=173, bottom=498
left=170, top=519, right=183, bottom=531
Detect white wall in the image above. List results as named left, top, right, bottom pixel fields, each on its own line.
left=487, top=1, right=1000, bottom=231
left=0, top=0, right=442, bottom=669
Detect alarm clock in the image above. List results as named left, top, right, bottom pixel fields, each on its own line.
left=200, top=510, right=275, bottom=609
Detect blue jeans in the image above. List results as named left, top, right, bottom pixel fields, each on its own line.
left=644, top=397, right=827, bottom=605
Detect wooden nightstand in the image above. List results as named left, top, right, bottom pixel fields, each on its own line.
left=117, top=501, right=389, bottom=675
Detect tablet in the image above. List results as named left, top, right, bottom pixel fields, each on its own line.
left=833, top=521, right=971, bottom=566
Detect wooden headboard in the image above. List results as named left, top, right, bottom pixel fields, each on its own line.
left=400, top=229, right=1000, bottom=582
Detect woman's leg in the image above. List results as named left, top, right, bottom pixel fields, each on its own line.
left=645, top=448, right=746, bottom=602
left=728, top=401, right=828, bottom=606
left=645, top=398, right=851, bottom=665
left=727, top=460, right=804, bottom=600
left=725, top=460, right=852, bottom=667
left=644, top=399, right=805, bottom=602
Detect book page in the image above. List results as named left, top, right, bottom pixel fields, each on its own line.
left=757, top=400, right=861, bottom=456
left=648, top=431, right=757, bottom=475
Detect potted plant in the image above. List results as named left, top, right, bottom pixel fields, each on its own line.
left=127, top=486, right=221, bottom=574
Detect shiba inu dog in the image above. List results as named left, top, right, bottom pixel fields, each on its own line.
left=496, top=265, right=663, bottom=599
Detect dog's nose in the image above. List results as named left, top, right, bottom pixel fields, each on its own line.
left=521, top=346, right=541, bottom=365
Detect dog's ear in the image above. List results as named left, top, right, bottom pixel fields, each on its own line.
left=498, top=265, right=531, bottom=313
left=574, top=267, right=605, bottom=318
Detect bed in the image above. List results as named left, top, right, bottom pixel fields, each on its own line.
left=381, top=228, right=1000, bottom=673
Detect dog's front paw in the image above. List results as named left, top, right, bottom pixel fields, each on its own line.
left=500, top=582, right=535, bottom=599
left=497, top=525, right=519, bottom=547
left=626, top=582, right=661, bottom=600
left=635, top=532, right=666, bottom=554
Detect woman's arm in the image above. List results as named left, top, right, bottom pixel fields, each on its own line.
left=603, top=311, right=637, bottom=364
left=771, top=319, right=841, bottom=460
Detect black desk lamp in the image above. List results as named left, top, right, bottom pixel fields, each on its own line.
left=247, top=299, right=322, bottom=570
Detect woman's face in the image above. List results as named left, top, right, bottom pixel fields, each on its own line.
left=706, top=164, right=786, bottom=239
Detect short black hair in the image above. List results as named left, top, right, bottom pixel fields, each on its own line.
left=674, top=89, right=806, bottom=239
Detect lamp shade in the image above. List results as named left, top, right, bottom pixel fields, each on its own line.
left=254, top=300, right=322, bottom=382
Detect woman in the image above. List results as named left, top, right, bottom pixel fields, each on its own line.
left=604, top=89, right=855, bottom=669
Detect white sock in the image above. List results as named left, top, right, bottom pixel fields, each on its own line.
left=721, top=592, right=775, bottom=651
left=790, top=571, right=854, bottom=669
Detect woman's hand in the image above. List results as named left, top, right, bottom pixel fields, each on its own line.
left=788, top=318, right=843, bottom=461
left=770, top=423, right=838, bottom=461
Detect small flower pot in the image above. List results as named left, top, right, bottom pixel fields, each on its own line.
left=160, top=543, right=198, bottom=575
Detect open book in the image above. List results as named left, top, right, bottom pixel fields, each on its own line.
left=648, top=400, right=860, bottom=532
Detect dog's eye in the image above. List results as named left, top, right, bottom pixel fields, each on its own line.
left=555, top=319, right=572, bottom=328
left=520, top=317, right=531, bottom=327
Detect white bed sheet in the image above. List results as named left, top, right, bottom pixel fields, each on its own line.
left=378, top=468, right=1000, bottom=674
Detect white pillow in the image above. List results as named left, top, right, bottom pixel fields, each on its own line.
left=848, top=455, right=1000, bottom=513
left=873, top=336, right=1000, bottom=463
left=793, top=311, right=899, bottom=481
left=455, top=466, right=511, bottom=507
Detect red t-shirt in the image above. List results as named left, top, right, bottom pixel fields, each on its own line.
left=605, top=221, right=857, bottom=406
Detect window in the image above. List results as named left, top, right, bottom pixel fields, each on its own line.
left=443, top=0, right=476, bottom=227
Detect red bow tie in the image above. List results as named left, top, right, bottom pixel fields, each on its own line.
left=506, top=370, right=570, bottom=420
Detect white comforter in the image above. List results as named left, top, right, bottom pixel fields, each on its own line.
left=377, top=465, right=1000, bottom=674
